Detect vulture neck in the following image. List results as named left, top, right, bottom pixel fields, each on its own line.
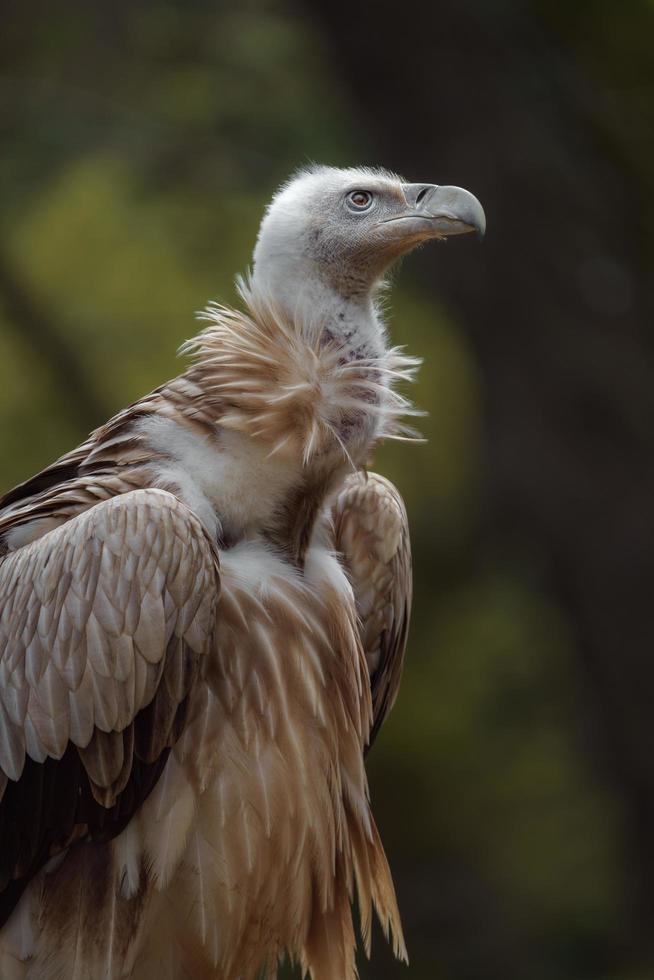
left=175, top=261, right=419, bottom=564
left=250, top=257, right=387, bottom=359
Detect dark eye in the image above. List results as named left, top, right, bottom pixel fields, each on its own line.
left=346, top=190, right=374, bottom=212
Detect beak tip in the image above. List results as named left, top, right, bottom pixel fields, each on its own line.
left=419, top=184, right=486, bottom=243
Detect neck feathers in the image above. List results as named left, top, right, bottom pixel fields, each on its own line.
left=181, top=279, right=422, bottom=470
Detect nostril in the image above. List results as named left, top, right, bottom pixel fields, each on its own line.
left=415, top=186, right=432, bottom=206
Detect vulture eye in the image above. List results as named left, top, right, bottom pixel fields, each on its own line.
left=346, top=190, right=374, bottom=212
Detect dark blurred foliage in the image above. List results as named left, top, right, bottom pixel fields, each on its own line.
left=1, top=2, right=653, bottom=978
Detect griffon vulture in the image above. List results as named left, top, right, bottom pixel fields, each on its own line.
left=0, top=166, right=484, bottom=979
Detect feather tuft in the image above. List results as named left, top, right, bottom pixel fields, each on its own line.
left=182, top=280, right=422, bottom=465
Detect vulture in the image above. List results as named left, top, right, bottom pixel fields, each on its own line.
left=0, top=166, right=484, bottom=979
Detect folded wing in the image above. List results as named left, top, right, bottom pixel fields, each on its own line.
left=0, top=487, right=220, bottom=925
left=332, top=472, right=412, bottom=751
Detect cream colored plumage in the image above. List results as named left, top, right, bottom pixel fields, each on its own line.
left=0, top=165, right=484, bottom=978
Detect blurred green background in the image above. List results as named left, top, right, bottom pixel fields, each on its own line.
left=1, top=1, right=654, bottom=978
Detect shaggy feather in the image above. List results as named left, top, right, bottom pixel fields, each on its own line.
left=182, top=278, right=422, bottom=466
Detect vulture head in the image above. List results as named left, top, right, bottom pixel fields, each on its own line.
left=251, top=165, right=485, bottom=324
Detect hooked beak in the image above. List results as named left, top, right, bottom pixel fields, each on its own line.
left=387, top=183, right=486, bottom=240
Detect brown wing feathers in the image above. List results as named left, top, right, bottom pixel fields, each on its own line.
left=332, top=472, right=412, bottom=751
left=0, top=488, right=219, bottom=927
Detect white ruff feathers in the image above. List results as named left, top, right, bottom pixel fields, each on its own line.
left=182, top=279, right=423, bottom=466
